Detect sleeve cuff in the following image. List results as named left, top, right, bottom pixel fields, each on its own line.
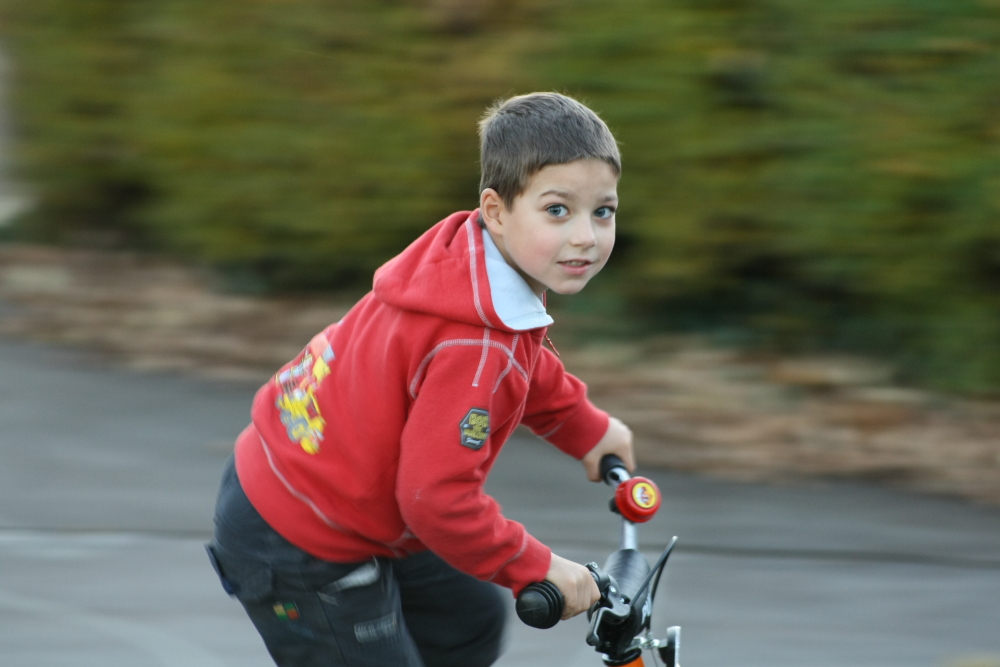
left=494, top=533, right=552, bottom=596
left=542, top=400, right=610, bottom=460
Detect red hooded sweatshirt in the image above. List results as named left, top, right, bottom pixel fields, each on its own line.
left=234, top=210, right=609, bottom=594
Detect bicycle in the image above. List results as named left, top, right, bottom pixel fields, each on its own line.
left=515, top=455, right=681, bottom=667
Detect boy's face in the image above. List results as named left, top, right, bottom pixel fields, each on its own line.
left=480, top=159, right=618, bottom=296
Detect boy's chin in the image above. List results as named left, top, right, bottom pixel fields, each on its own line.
left=547, top=281, right=590, bottom=296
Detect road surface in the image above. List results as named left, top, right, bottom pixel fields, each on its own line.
left=1, top=338, right=999, bottom=667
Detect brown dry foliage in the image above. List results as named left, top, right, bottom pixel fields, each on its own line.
left=2, top=244, right=998, bottom=503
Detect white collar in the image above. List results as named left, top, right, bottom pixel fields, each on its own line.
left=482, top=228, right=554, bottom=331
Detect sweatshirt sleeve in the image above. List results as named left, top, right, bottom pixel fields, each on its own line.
left=396, top=345, right=551, bottom=595
left=520, top=346, right=610, bottom=460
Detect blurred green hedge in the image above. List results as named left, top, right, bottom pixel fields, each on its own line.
left=2, top=0, right=999, bottom=393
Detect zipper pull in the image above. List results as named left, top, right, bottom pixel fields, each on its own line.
left=544, top=334, right=561, bottom=357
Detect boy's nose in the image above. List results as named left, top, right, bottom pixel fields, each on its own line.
left=569, top=218, right=597, bottom=248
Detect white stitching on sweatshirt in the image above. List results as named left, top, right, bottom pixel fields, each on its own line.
left=492, top=333, right=519, bottom=394
left=258, top=433, right=347, bottom=533
left=538, top=399, right=583, bottom=439
left=409, top=338, right=528, bottom=399
left=260, top=436, right=420, bottom=557
left=472, top=328, right=491, bottom=388
left=539, top=422, right=564, bottom=439
left=465, top=218, right=495, bottom=328
left=486, top=532, right=529, bottom=582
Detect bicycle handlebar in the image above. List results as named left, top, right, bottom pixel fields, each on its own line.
left=514, top=580, right=564, bottom=629
left=515, top=564, right=612, bottom=629
left=599, top=453, right=628, bottom=484
left=515, top=455, right=628, bottom=629
left=514, top=455, right=681, bottom=666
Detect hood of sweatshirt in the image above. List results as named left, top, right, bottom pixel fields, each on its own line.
left=373, top=210, right=553, bottom=332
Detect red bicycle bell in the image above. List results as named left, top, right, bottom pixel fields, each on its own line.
left=614, top=477, right=661, bottom=523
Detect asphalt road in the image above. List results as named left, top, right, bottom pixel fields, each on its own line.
left=1, top=338, right=999, bottom=667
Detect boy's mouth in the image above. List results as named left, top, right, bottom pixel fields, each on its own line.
left=558, top=259, right=594, bottom=276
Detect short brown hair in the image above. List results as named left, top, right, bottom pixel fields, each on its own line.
left=478, top=92, right=621, bottom=211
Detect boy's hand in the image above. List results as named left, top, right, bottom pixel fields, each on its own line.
left=581, top=417, right=635, bottom=482
left=546, top=553, right=601, bottom=619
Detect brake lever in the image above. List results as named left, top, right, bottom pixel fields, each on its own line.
left=585, top=562, right=611, bottom=594
left=584, top=563, right=632, bottom=649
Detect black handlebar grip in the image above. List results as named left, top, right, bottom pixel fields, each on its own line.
left=515, top=581, right=564, bottom=629
left=599, top=454, right=627, bottom=485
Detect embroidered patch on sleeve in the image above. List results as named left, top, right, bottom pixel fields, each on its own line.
left=460, top=408, right=490, bottom=450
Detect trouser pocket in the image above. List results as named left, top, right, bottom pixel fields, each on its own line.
left=205, top=542, right=273, bottom=601
left=312, top=558, right=423, bottom=667
left=209, top=545, right=423, bottom=667
left=208, top=542, right=339, bottom=665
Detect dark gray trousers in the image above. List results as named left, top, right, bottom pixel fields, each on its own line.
left=207, top=457, right=507, bottom=667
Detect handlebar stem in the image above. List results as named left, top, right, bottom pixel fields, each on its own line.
left=520, top=453, right=680, bottom=667
left=620, top=520, right=638, bottom=551
left=604, top=465, right=639, bottom=550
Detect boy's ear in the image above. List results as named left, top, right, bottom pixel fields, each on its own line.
left=479, top=188, right=505, bottom=235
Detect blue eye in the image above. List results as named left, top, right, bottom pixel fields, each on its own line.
left=595, top=206, right=615, bottom=219
left=546, top=204, right=569, bottom=217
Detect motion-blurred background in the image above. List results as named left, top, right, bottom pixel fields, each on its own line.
left=0, top=0, right=998, bottom=500
left=2, top=5, right=1000, bottom=667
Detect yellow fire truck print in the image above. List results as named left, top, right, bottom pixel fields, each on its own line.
left=275, top=333, right=335, bottom=454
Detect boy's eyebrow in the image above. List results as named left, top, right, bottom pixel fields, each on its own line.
left=538, top=189, right=619, bottom=202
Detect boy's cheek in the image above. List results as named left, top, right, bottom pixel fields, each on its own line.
left=603, top=231, right=616, bottom=254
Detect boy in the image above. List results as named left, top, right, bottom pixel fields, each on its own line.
left=208, top=92, right=635, bottom=667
